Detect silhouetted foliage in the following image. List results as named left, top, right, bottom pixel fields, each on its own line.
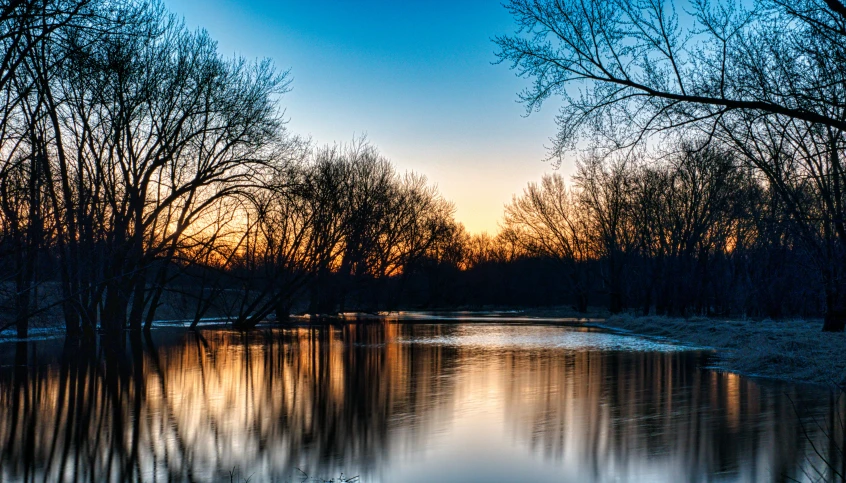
left=3, top=0, right=846, bottom=338
left=0, top=1, right=457, bottom=336
left=495, top=0, right=846, bottom=330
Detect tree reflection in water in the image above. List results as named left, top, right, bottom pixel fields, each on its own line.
left=0, top=323, right=841, bottom=482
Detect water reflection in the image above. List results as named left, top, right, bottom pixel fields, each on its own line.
left=0, top=323, right=841, bottom=482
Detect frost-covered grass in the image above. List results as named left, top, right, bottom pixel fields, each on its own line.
left=599, top=315, right=846, bottom=386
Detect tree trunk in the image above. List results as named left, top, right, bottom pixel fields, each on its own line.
left=13, top=241, right=32, bottom=339
left=575, top=291, right=588, bottom=313
left=102, top=281, right=128, bottom=338
left=14, top=289, right=29, bottom=339
left=823, top=288, right=846, bottom=332
left=275, top=299, right=292, bottom=322
left=609, top=291, right=623, bottom=314
left=128, top=276, right=146, bottom=332
left=606, top=252, right=625, bottom=314
left=641, top=290, right=651, bottom=316
left=822, top=242, right=846, bottom=332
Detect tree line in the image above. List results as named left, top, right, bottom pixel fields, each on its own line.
left=0, top=0, right=458, bottom=339
left=447, top=141, right=818, bottom=320
left=3, top=0, right=846, bottom=338
left=494, top=0, right=846, bottom=331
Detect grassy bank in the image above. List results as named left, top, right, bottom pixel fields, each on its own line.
left=596, top=315, right=846, bottom=386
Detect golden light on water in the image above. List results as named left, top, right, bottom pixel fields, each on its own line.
left=0, top=324, right=840, bottom=482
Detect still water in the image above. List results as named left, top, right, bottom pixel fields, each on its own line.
left=0, top=321, right=842, bottom=482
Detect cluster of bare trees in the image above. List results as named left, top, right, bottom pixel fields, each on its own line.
left=0, top=0, right=287, bottom=338
left=6, top=0, right=843, bottom=338
left=481, top=140, right=818, bottom=318
left=221, top=141, right=457, bottom=330
left=0, top=0, right=458, bottom=339
left=495, top=0, right=846, bottom=330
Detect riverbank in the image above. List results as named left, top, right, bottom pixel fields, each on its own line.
left=591, top=314, right=846, bottom=387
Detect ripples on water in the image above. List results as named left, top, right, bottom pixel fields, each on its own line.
left=0, top=322, right=842, bottom=482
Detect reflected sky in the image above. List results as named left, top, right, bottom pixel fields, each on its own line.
left=0, top=322, right=841, bottom=482
left=396, top=324, right=691, bottom=352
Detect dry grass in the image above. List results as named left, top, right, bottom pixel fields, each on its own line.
left=599, top=315, right=846, bottom=386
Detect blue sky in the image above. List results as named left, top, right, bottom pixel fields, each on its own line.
left=165, top=0, right=567, bottom=233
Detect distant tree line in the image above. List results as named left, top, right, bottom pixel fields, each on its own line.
left=435, top=141, right=819, bottom=320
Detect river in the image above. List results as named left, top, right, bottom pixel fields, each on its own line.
left=0, top=319, right=842, bottom=482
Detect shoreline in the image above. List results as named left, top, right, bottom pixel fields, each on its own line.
left=578, top=313, right=846, bottom=388
left=342, top=308, right=846, bottom=388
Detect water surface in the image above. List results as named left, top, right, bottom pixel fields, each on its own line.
left=0, top=321, right=841, bottom=482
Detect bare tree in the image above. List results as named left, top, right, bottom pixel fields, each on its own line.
left=496, top=0, right=846, bottom=329
left=574, top=155, right=636, bottom=313
left=504, top=173, right=593, bottom=312
left=0, top=0, right=99, bottom=337
left=647, top=142, right=746, bottom=315
left=0, top=0, right=292, bottom=337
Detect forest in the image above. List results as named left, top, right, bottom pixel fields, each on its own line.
left=1, top=0, right=845, bottom=339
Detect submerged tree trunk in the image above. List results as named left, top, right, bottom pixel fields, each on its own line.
left=275, top=299, right=292, bottom=322
left=101, top=280, right=128, bottom=338
left=128, top=276, right=146, bottom=332
left=13, top=228, right=35, bottom=339
left=14, top=288, right=30, bottom=339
